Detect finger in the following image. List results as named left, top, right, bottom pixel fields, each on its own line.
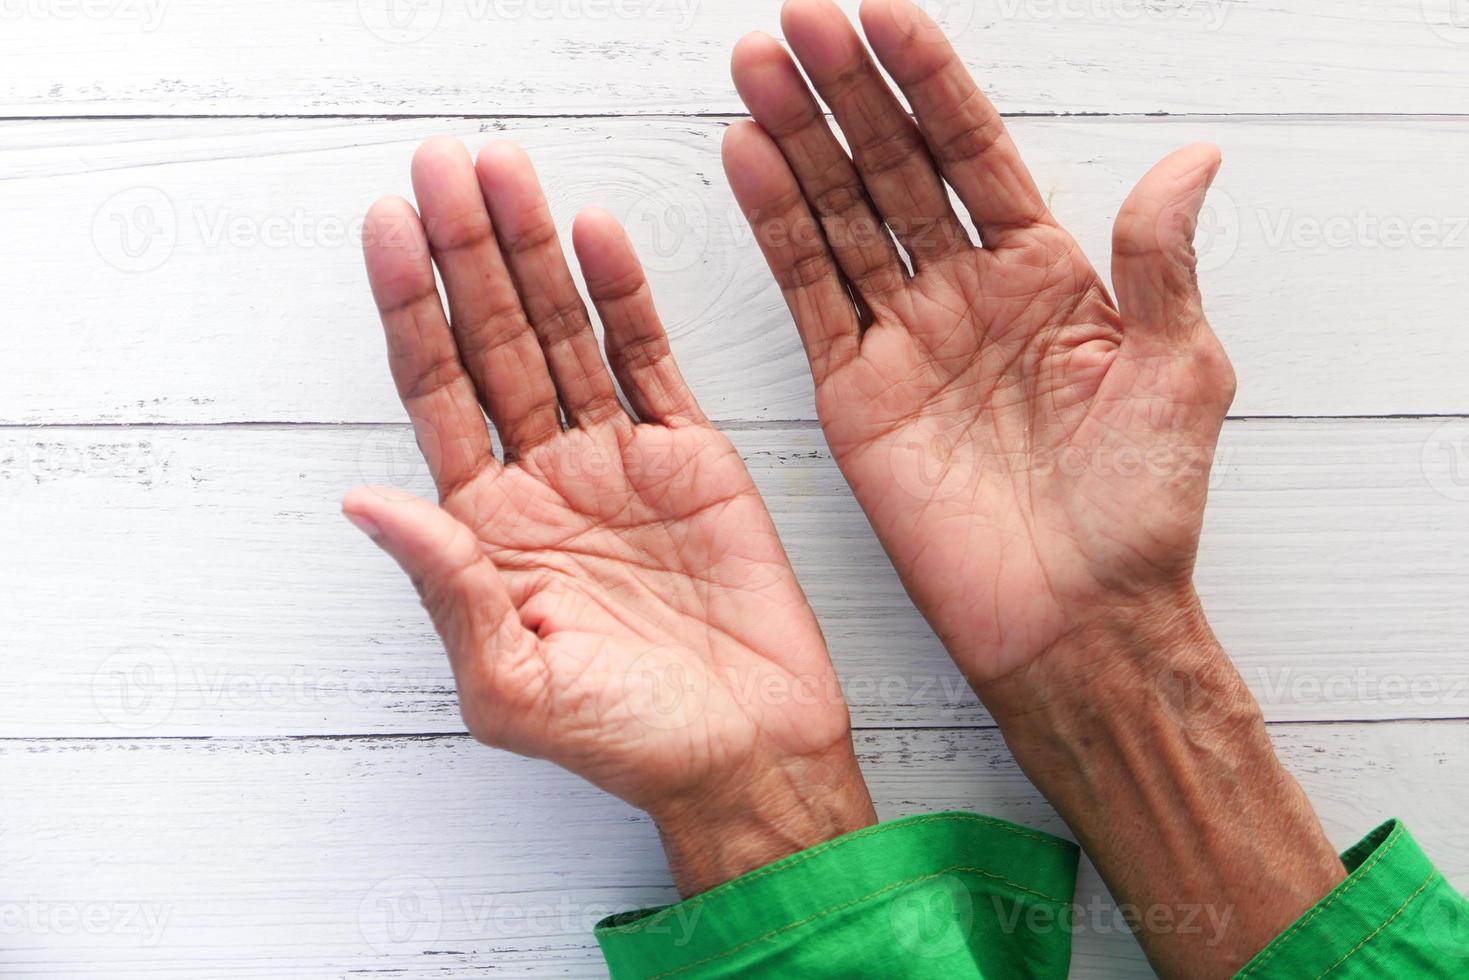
left=571, top=208, right=707, bottom=426
left=476, top=142, right=625, bottom=428
left=1112, top=143, right=1221, bottom=348
left=362, top=196, right=497, bottom=495
left=860, top=0, right=1051, bottom=246
left=781, top=0, right=969, bottom=265
left=722, top=121, right=861, bottom=382
left=410, top=137, right=562, bottom=460
left=342, top=486, right=532, bottom=741
left=731, top=31, right=907, bottom=303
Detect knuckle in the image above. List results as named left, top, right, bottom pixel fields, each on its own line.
left=809, top=177, right=868, bottom=222
left=533, top=298, right=592, bottom=349
left=932, top=101, right=1006, bottom=169
left=400, top=350, right=465, bottom=402
left=856, top=123, right=923, bottom=181
left=499, top=217, right=559, bottom=257
left=609, top=330, right=671, bottom=375
left=774, top=250, right=834, bottom=291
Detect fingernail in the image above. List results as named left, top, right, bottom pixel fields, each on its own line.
left=344, top=510, right=383, bottom=540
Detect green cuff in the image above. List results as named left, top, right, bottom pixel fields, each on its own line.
left=1237, top=819, right=1469, bottom=978
left=596, top=811, right=1079, bottom=979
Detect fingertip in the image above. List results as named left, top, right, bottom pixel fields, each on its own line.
left=344, top=486, right=421, bottom=541
left=572, top=205, right=618, bottom=235
left=1149, top=144, right=1226, bottom=223
left=571, top=206, right=624, bottom=257
left=342, top=489, right=386, bottom=539
left=855, top=0, right=893, bottom=35
left=411, top=136, right=471, bottom=183
left=475, top=139, right=532, bottom=180
left=731, top=31, right=808, bottom=119
left=720, top=121, right=783, bottom=202
left=857, top=0, right=904, bottom=47
left=859, top=0, right=950, bottom=77
left=732, top=30, right=782, bottom=76
left=362, top=197, right=430, bottom=302
left=1195, top=142, right=1224, bottom=186
left=780, top=0, right=830, bottom=35
left=781, top=0, right=852, bottom=72
left=344, top=485, right=421, bottom=516
left=343, top=485, right=439, bottom=544
left=1174, top=141, right=1223, bottom=179
left=720, top=119, right=771, bottom=161
left=363, top=195, right=423, bottom=251
left=365, top=194, right=414, bottom=225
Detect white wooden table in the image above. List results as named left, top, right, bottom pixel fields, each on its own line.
left=3, top=2, right=1468, bottom=976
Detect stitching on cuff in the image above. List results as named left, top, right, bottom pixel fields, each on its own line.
left=642, top=863, right=1070, bottom=980
left=600, top=812, right=1072, bottom=938
left=1315, top=870, right=1436, bottom=979
left=1237, top=827, right=1404, bottom=978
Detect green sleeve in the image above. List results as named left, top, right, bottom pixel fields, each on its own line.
left=594, top=811, right=1078, bottom=979
left=1237, top=818, right=1469, bottom=978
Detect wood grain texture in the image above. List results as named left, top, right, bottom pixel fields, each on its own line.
left=4, top=115, right=1469, bottom=425
left=4, top=419, right=1466, bottom=737
left=7, top=4, right=1467, bottom=979
left=2, top=722, right=1464, bottom=978
left=3, top=0, right=1468, bottom=116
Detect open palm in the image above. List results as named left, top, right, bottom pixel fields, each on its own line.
left=346, top=138, right=870, bottom=860
left=724, top=0, right=1236, bottom=684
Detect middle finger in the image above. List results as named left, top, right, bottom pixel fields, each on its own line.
left=781, top=0, right=970, bottom=266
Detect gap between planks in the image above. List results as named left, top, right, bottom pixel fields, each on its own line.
left=4, top=715, right=1466, bottom=745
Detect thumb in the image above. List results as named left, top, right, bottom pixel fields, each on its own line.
left=1111, top=142, right=1223, bottom=349
left=343, top=486, right=527, bottom=721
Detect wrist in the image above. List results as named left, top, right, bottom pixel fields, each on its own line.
left=650, top=740, right=878, bottom=898
left=976, top=587, right=1345, bottom=977
left=978, top=584, right=1258, bottom=742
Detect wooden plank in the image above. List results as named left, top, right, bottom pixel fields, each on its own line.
left=1, top=722, right=1464, bottom=978
left=3, top=1, right=1467, bottom=116
left=3, top=419, right=1467, bottom=737
left=4, top=115, right=1468, bottom=424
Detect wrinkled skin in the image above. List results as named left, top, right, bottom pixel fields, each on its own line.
left=724, top=0, right=1236, bottom=684
left=346, top=138, right=873, bottom=863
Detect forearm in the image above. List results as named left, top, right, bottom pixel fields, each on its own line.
left=977, top=588, right=1346, bottom=978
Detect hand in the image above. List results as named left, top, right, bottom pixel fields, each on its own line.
left=724, top=4, right=1345, bottom=974
left=346, top=137, right=875, bottom=895
left=723, top=0, right=1235, bottom=686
